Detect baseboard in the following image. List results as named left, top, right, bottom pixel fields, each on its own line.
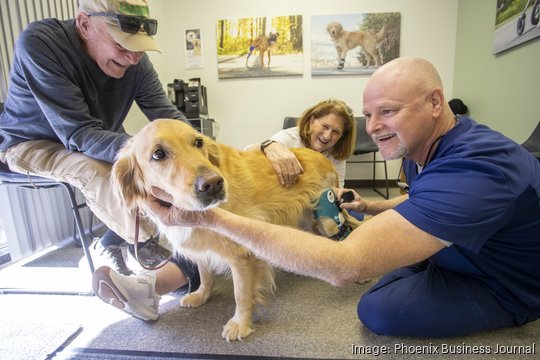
left=61, top=347, right=335, bottom=360
left=344, top=179, right=397, bottom=188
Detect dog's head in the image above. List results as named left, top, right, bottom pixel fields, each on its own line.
left=268, top=32, right=279, bottom=45
left=111, top=119, right=226, bottom=213
left=186, top=31, right=198, bottom=43
left=326, top=21, right=343, bottom=38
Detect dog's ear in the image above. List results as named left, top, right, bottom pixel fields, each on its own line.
left=111, top=142, right=147, bottom=209
left=205, top=139, right=221, bottom=167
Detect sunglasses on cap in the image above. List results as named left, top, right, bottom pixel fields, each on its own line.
left=87, top=12, right=158, bottom=36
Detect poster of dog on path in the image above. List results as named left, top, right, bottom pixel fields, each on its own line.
left=311, top=12, right=401, bottom=76
left=216, top=15, right=303, bottom=79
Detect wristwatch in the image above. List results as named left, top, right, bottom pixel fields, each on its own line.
left=260, top=139, right=275, bottom=153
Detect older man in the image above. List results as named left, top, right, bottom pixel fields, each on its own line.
left=0, top=0, right=187, bottom=275
left=146, top=57, right=540, bottom=337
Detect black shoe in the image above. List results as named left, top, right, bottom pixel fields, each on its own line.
left=128, top=237, right=172, bottom=268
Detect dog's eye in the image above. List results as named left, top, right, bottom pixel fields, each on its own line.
left=194, top=137, right=204, bottom=148
left=151, top=148, right=167, bottom=161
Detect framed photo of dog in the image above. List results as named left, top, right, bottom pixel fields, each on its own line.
left=311, top=12, right=401, bottom=76
left=185, top=29, right=204, bottom=69
left=216, top=15, right=304, bottom=79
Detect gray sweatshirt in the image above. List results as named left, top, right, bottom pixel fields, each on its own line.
left=0, top=18, right=186, bottom=163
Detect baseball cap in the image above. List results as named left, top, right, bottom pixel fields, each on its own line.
left=80, top=0, right=160, bottom=52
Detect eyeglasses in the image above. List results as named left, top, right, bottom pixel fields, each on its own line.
left=87, top=12, right=158, bottom=36
left=326, top=98, right=354, bottom=117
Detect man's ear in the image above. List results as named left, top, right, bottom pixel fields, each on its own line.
left=430, top=88, right=445, bottom=117
left=75, top=12, right=91, bottom=40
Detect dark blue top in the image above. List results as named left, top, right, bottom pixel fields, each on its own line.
left=0, top=18, right=185, bottom=163
left=395, top=117, right=540, bottom=317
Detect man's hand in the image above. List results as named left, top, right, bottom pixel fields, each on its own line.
left=147, top=187, right=216, bottom=228
left=263, top=142, right=304, bottom=187
left=334, top=188, right=368, bottom=213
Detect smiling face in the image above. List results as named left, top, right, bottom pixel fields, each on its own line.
left=77, top=13, right=144, bottom=78
left=362, top=57, right=448, bottom=164
left=363, top=88, right=432, bottom=161
left=308, top=113, right=345, bottom=154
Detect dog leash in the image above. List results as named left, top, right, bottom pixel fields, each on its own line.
left=134, top=209, right=172, bottom=270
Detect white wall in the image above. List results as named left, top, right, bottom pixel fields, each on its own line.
left=126, top=0, right=459, bottom=182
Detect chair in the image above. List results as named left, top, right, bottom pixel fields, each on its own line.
left=522, top=120, right=540, bottom=162
left=0, top=103, right=95, bottom=294
left=347, top=117, right=389, bottom=199
left=283, top=116, right=298, bottom=129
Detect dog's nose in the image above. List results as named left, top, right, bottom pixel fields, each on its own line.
left=196, top=174, right=224, bottom=195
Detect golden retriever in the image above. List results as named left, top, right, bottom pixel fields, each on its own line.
left=186, top=30, right=201, bottom=56
left=245, top=32, right=279, bottom=68
left=111, top=119, right=348, bottom=341
left=326, top=21, right=386, bottom=69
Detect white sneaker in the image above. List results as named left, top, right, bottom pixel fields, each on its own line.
left=92, top=266, right=161, bottom=321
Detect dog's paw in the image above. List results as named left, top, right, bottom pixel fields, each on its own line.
left=180, top=291, right=209, bottom=308
left=316, top=217, right=340, bottom=238
left=222, top=318, right=254, bottom=342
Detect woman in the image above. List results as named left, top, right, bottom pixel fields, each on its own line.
left=248, top=98, right=357, bottom=188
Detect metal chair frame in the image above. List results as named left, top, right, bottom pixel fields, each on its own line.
left=522, top=120, right=540, bottom=161
left=0, top=162, right=95, bottom=295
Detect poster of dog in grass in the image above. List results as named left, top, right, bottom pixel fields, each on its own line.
left=216, top=15, right=304, bottom=79
left=311, top=12, right=401, bottom=76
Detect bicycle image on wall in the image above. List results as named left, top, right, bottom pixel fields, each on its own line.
left=493, top=0, right=540, bottom=54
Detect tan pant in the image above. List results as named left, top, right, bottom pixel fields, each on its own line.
left=3, top=140, right=155, bottom=243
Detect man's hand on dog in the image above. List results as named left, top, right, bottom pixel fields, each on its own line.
left=263, top=142, right=304, bottom=187
left=148, top=186, right=218, bottom=228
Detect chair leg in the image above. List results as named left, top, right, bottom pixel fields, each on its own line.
left=59, top=183, right=95, bottom=274
left=384, top=160, right=389, bottom=198
left=371, top=152, right=377, bottom=193
left=371, top=154, right=390, bottom=199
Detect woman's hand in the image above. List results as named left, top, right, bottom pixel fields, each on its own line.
left=334, top=188, right=368, bottom=213
left=263, top=142, right=304, bottom=187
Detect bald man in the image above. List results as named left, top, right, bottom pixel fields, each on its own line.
left=146, top=57, right=540, bottom=337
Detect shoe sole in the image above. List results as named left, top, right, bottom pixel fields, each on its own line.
left=92, top=266, right=158, bottom=321
left=92, top=266, right=132, bottom=314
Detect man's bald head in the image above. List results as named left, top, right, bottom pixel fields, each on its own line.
left=365, top=57, right=443, bottom=103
